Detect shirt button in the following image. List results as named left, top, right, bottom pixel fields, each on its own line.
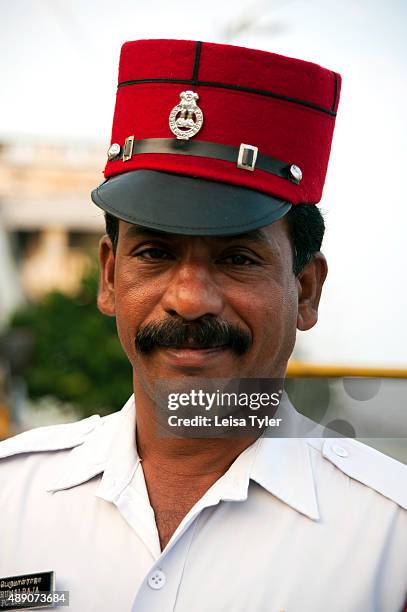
left=332, top=444, right=349, bottom=458
left=147, top=569, right=166, bottom=590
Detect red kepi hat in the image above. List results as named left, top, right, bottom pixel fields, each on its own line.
left=91, top=39, right=341, bottom=235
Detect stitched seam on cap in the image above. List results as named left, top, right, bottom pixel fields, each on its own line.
left=192, top=41, right=202, bottom=84
left=117, top=78, right=337, bottom=117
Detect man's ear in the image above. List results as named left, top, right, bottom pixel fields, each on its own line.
left=97, top=235, right=116, bottom=316
left=296, top=252, right=328, bottom=331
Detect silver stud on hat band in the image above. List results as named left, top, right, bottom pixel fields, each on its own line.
left=107, top=143, right=121, bottom=160
left=289, top=164, right=303, bottom=183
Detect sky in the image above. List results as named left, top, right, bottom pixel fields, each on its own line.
left=0, top=0, right=406, bottom=367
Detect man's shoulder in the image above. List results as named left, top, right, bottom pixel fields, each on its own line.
left=0, top=396, right=135, bottom=465
left=0, top=407, right=129, bottom=505
left=307, top=437, right=407, bottom=510
left=0, top=414, right=105, bottom=461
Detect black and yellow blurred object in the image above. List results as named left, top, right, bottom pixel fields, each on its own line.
left=287, top=362, right=407, bottom=379
left=0, top=402, right=10, bottom=440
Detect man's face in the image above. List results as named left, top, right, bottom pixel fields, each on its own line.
left=98, top=218, right=326, bottom=390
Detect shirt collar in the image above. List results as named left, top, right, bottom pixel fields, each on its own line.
left=95, top=396, right=140, bottom=502
left=47, top=393, right=320, bottom=521
left=249, top=394, right=320, bottom=521
left=47, top=395, right=138, bottom=494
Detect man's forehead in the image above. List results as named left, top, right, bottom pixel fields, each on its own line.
left=119, top=220, right=281, bottom=245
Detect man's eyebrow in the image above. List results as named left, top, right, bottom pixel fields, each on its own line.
left=219, top=229, right=270, bottom=244
left=122, top=225, right=169, bottom=240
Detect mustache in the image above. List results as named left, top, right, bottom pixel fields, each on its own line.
left=135, top=316, right=252, bottom=355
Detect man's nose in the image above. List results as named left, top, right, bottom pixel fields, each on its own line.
left=161, top=261, right=224, bottom=321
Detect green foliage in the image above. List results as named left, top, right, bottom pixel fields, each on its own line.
left=8, top=264, right=132, bottom=417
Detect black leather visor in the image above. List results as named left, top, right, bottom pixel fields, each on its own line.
left=91, top=169, right=292, bottom=236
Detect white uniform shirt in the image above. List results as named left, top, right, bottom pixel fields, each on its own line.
left=0, top=395, right=406, bottom=612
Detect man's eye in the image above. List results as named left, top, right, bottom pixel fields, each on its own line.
left=221, top=253, right=256, bottom=266
left=136, top=248, right=173, bottom=260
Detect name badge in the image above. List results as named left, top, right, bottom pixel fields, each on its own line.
left=0, top=571, right=54, bottom=610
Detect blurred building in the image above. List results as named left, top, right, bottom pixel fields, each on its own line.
left=0, top=140, right=105, bottom=303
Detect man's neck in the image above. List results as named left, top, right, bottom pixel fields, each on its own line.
left=133, top=379, right=259, bottom=550
left=135, top=389, right=258, bottom=476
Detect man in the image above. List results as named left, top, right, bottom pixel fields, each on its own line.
left=0, top=40, right=406, bottom=612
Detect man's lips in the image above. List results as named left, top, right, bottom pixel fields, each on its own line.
left=155, top=344, right=229, bottom=367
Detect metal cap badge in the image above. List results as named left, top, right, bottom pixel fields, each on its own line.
left=169, top=91, right=203, bottom=140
